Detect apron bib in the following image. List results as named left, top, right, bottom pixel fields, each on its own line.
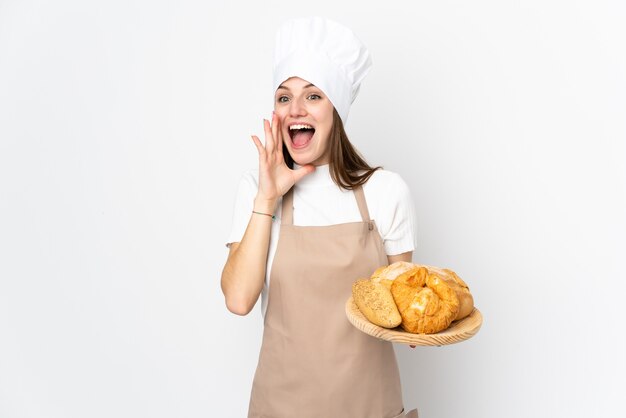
left=248, top=186, right=417, bottom=418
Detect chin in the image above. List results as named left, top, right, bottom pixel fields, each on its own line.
left=286, top=149, right=310, bottom=165
left=291, top=152, right=322, bottom=165
left=291, top=157, right=313, bottom=166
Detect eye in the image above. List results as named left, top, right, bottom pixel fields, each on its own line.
left=277, top=95, right=289, bottom=103
left=307, top=94, right=321, bottom=100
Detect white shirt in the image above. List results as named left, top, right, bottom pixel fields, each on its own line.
left=226, top=164, right=417, bottom=316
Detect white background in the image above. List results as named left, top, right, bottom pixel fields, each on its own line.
left=1, top=1, right=624, bottom=417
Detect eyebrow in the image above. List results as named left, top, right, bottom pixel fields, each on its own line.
left=277, top=83, right=316, bottom=91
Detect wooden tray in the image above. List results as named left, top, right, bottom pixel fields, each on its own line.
left=345, top=296, right=483, bottom=346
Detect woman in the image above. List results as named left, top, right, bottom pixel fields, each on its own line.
left=221, top=17, right=418, bottom=418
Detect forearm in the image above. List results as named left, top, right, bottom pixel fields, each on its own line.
left=387, top=251, right=413, bottom=264
left=222, top=112, right=314, bottom=315
left=221, top=198, right=277, bottom=315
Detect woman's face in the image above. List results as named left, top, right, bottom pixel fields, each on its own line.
left=274, top=77, right=334, bottom=166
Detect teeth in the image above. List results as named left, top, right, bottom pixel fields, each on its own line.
left=289, top=124, right=314, bottom=130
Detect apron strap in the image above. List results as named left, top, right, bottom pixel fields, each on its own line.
left=353, top=185, right=371, bottom=223
left=281, top=187, right=294, bottom=225
left=281, top=185, right=371, bottom=225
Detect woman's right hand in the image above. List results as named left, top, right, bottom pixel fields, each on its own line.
left=221, top=114, right=315, bottom=315
left=251, top=113, right=315, bottom=210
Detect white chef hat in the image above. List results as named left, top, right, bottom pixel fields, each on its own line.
left=272, top=17, right=372, bottom=124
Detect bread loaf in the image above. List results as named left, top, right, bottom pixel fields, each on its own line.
left=352, top=279, right=402, bottom=328
left=390, top=267, right=460, bottom=334
left=417, top=265, right=474, bottom=320
left=442, top=269, right=473, bottom=320
left=370, top=261, right=415, bottom=290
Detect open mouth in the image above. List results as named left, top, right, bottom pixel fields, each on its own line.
left=288, top=124, right=316, bottom=149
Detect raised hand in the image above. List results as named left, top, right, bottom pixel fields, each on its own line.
left=250, top=113, right=315, bottom=210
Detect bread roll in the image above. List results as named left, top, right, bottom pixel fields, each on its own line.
left=390, top=267, right=460, bottom=334
left=352, top=279, right=402, bottom=328
left=418, top=265, right=474, bottom=320
left=370, top=261, right=415, bottom=290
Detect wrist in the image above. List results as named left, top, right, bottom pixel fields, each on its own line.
left=253, top=196, right=278, bottom=214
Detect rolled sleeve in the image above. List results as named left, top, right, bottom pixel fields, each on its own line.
left=380, top=174, right=417, bottom=256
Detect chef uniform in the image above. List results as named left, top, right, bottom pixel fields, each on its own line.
left=245, top=17, right=419, bottom=418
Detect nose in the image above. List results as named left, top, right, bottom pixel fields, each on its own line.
left=288, top=96, right=307, bottom=117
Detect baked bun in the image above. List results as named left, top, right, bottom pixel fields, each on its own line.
left=390, top=267, right=460, bottom=334
left=418, top=265, right=474, bottom=320
left=370, top=261, right=415, bottom=290
left=352, top=279, right=402, bottom=328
